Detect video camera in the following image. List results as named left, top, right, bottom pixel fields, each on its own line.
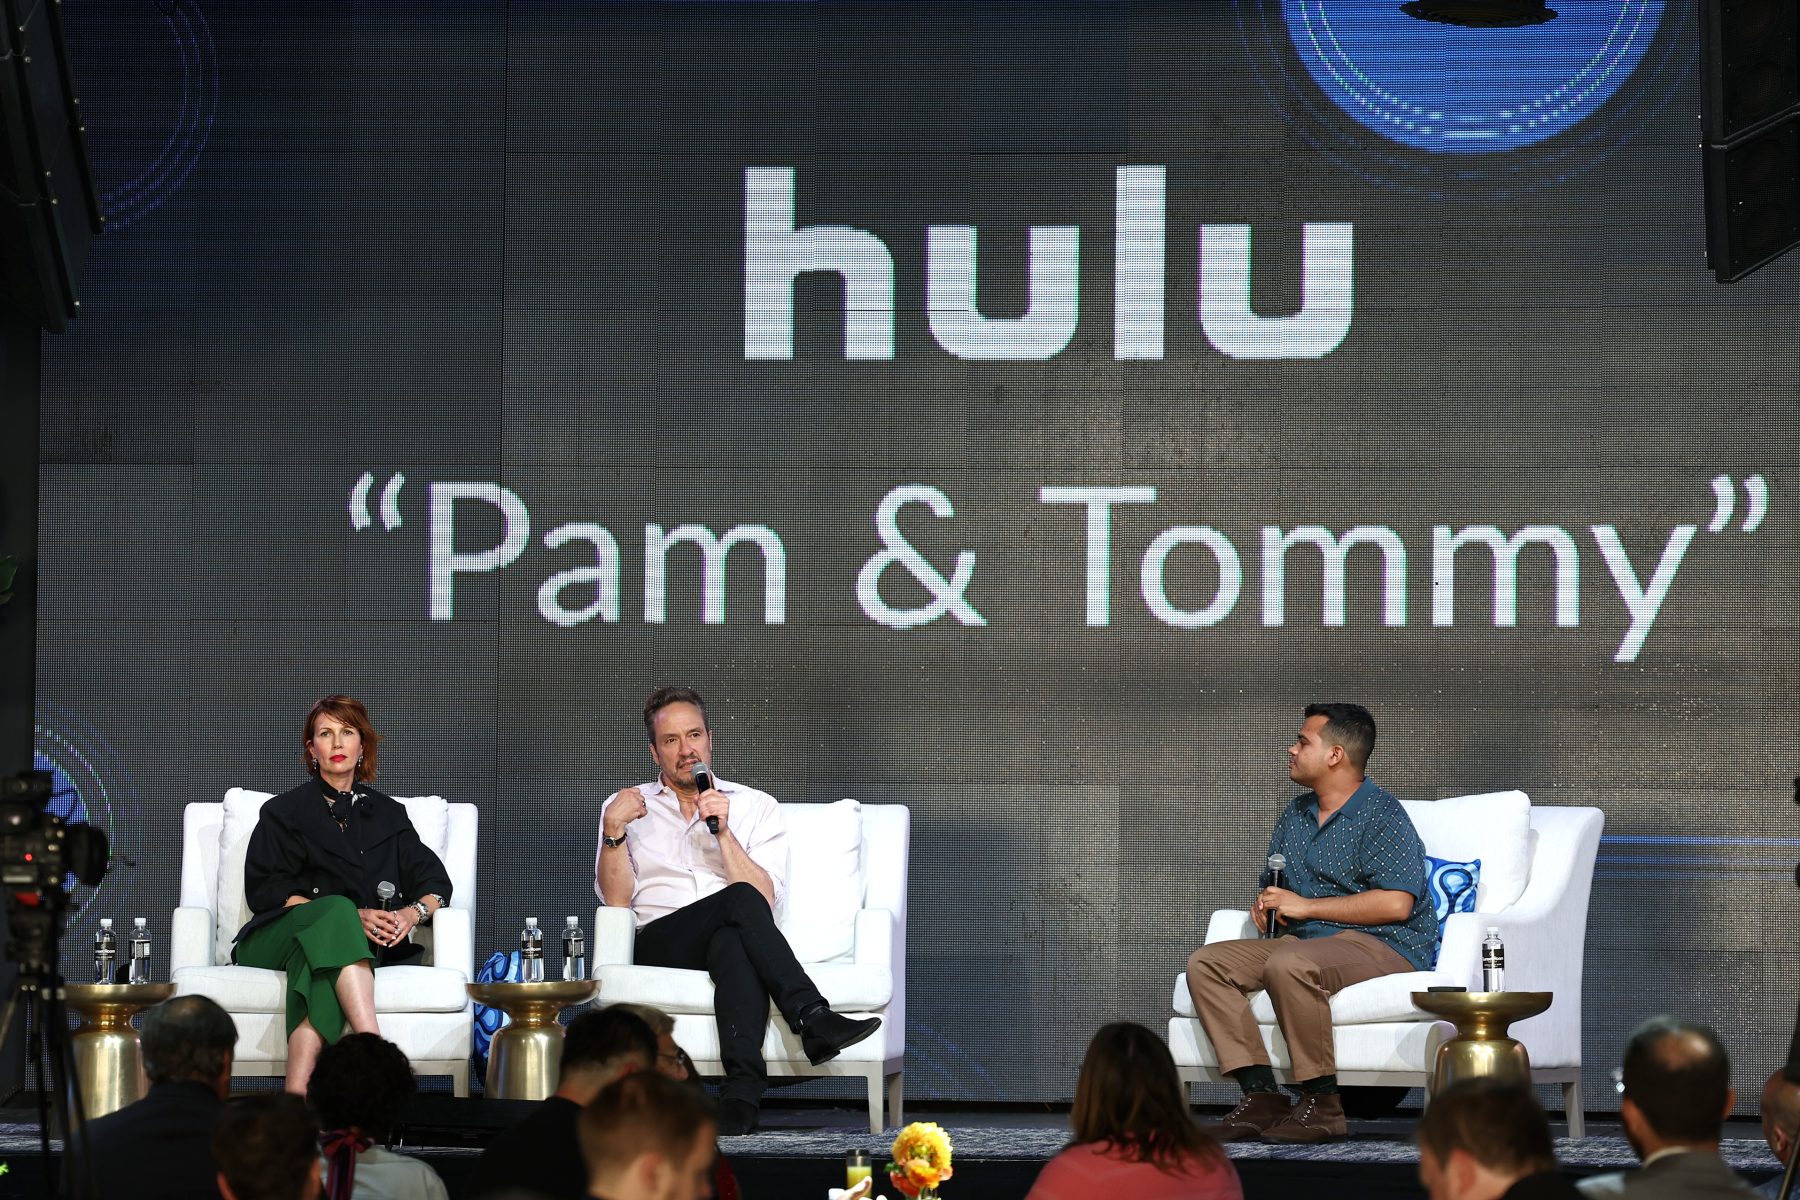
left=0, top=769, right=109, bottom=976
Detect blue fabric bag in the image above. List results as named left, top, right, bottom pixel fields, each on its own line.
left=471, top=948, right=525, bottom=1087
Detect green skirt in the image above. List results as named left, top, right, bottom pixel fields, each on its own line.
left=235, top=895, right=375, bottom=1042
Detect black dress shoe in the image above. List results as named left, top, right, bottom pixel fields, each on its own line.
left=717, top=1097, right=760, bottom=1136
left=799, top=1004, right=882, bottom=1066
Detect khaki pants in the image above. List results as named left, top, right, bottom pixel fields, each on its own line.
left=1185, top=931, right=1413, bottom=1083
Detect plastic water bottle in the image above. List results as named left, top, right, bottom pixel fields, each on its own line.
left=521, top=917, right=544, bottom=983
left=128, top=917, right=152, bottom=985
left=93, top=919, right=117, bottom=984
left=561, top=916, right=586, bottom=982
left=1481, top=927, right=1505, bottom=993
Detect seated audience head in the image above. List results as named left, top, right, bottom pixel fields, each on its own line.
left=213, top=1094, right=323, bottom=1200
left=306, top=1032, right=416, bottom=1144
left=611, top=1003, right=690, bottom=1081
left=580, top=1071, right=717, bottom=1200
left=1069, top=1021, right=1224, bottom=1171
left=1617, top=1016, right=1734, bottom=1157
left=558, top=1005, right=658, bottom=1101
left=1416, top=1078, right=1559, bottom=1200
left=1764, top=1068, right=1800, bottom=1163
left=141, top=994, right=238, bottom=1096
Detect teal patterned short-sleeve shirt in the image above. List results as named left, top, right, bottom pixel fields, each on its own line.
left=1266, top=778, right=1440, bottom=970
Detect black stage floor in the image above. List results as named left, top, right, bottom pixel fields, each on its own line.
left=0, top=1100, right=1787, bottom=1200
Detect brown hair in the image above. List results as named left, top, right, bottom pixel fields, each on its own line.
left=642, top=686, right=706, bottom=741
left=302, top=694, right=381, bottom=782
left=579, top=1071, right=716, bottom=1182
left=1417, top=1078, right=1557, bottom=1177
left=1068, top=1022, right=1225, bottom=1173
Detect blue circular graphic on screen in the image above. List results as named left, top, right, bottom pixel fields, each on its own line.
left=1282, top=0, right=1664, bottom=154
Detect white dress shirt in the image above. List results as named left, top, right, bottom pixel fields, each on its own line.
left=595, top=775, right=789, bottom=927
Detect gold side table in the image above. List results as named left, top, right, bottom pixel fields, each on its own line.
left=64, top=982, right=177, bottom=1120
left=467, top=980, right=599, bottom=1100
left=1412, top=990, right=1553, bottom=1091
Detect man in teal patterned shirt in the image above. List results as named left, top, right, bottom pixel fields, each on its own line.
left=1185, top=703, right=1439, bottom=1145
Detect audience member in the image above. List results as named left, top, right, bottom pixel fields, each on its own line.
left=214, top=1094, right=324, bottom=1200
left=307, top=1032, right=448, bottom=1200
left=580, top=1072, right=718, bottom=1200
left=1024, top=1021, right=1243, bottom=1200
left=611, top=1003, right=690, bottom=1082
left=74, top=994, right=237, bottom=1200
left=1417, top=1078, right=1580, bottom=1200
left=1757, top=1069, right=1800, bottom=1199
left=470, top=1006, right=659, bottom=1199
left=1578, top=1016, right=1757, bottom=1198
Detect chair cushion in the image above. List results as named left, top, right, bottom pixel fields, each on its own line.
left=1425, top=855, right=1481, bottom=922
left=175, top=963, right=470, bottom=1013
left=600, top=960, right=892, bottom=1015
left=1400, top=791, right=1531, bottom=912
left=215, top=788, right=275, bottom=963
left=777, top=798, right=863, bottom=963
left=1171, top=966, right=1457, bottom=1024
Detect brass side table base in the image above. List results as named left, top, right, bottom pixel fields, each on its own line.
left=1412, top=990, right=1553, bottom=1092
left=65, top=983, right=177, bottom=1120
left=467, top=980, right=599, bottom=1100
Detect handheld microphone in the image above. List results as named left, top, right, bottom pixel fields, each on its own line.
left=693, top=763, right=719, bottom=835
left=1263, top=853, right=1287, bottom=939
left=376, top=880, right=397, bottom=911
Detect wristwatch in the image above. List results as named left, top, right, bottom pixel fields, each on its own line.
left=412, top=893, right=444, bottom=923
left=602, top=832, right=628, bottom=849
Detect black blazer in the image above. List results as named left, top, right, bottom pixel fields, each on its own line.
left=75, top=1079, right=223, bottom=1199
left=233, top=781, right=455, bottom=963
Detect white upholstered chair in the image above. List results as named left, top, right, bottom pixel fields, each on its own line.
left=594, top=800, right=909, bottom=1134
left=171, top=788, right=478, bottom=1095
left=1169, top=792, right=1603, bottom=1137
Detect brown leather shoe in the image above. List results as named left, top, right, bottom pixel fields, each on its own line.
left=1215, top=1091, right=1293, bottom=1142
left=1263, top=1092, right=1347, bottom=1143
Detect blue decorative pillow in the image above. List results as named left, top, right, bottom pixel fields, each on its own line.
left=1425, top=855, right=1481, bottom=923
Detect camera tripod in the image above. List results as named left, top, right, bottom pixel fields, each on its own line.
left=0, top=898, right=97, bottom=1200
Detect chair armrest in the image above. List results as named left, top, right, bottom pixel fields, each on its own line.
left=851, top=908, right=894, bottom=969
left=171, top=906, right=215, bottom=972
left=1206, top=909, right=1256, bottom=944
left=594, top=906, right=636, bottom=967
left=429, top=906, right=473, bottom=980
left=1434, top=912, right=1484, bottom=989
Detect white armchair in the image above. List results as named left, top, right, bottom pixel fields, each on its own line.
left=172, top=788, right=478, bottom=1096
left=595, top=800, right=908, bottom=1133
left=1169, top=792, right=1603, bottom=1137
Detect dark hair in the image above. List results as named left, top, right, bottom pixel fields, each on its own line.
left=561, top=1005, right=658, bottom=1083
left=580, top=1071, right=716, bottom=1182
left=306, top=1032, right=416, bottom=1141
left=141, top=994, right=237, bottom=1085
left=1068, top=1022, right=1225, bottom=1173
left=643, top=686, right=706, bottom=741
left=1621, top=1016, right=1732, bottom=1142
left=302, top=694, right=382, bottom=782
left=213, top=1094, right=320, bottom=1200
left=1303, top=702, right=1377, bottom=769
left=1417, top=1078, right=1556, bottom=1176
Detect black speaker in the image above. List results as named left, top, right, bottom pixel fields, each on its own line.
left=0, top=0, right=103, bottom=333
left=1700, top=0, right=1800, bottom=281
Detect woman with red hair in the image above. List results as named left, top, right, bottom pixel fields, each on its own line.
left=233, top=695, right=453, bottom=1094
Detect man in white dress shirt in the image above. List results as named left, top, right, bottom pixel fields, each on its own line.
left=596, top=685, right=879, bottom=1135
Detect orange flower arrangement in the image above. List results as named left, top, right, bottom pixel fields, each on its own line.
left=885, top=1121, right=954, bottom=1198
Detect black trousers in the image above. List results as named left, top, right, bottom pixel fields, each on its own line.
left=635, top=882, right=825, bottom=1103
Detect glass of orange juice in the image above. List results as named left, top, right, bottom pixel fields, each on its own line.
left=846, top=1149, right=873, bottom=1190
